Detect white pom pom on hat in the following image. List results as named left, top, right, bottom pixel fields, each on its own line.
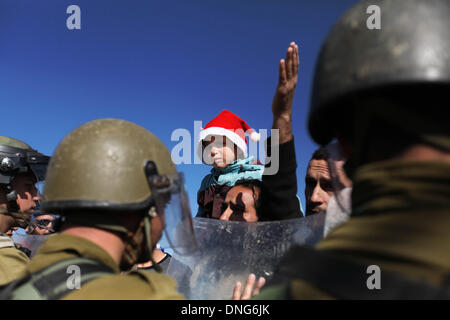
left=250, top=131, right=261, bottom=142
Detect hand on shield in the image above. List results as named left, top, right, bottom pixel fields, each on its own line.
left=232, top=273, right=266, bottom=300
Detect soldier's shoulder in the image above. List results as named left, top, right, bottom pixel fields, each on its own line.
left=63, top=270, right=184, bottom=300
left=0, top=246, right=30, bottom=264
left=0, top=247, right=29, bottom=286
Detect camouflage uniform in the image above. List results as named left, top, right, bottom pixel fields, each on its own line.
left=19, top=234, right=182, bottom=299
left=0, top=233, right=29, bottom=286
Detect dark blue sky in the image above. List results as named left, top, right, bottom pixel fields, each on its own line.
left=0, top=0, right=358, bottom=213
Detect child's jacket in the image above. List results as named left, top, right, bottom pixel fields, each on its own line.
left=196, top=157, right=264, bottom=219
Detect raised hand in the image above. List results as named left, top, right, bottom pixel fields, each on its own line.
left=271, top=42, right=299, bottom=144
left=272, top=42, right=299, bottom=118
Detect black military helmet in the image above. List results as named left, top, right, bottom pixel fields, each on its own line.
left=308, top=0, right=450, bottom=145
left=0, top=136, right=50, bottom=185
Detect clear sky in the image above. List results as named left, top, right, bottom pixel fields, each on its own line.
left=0, top=0, right=358, bottom=214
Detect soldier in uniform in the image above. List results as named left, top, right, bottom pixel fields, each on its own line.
left=0, top=119, right=197, bottom=299
left=0, top=136, right=49, bottom=285
left=254, top=0, right=450, bottom=299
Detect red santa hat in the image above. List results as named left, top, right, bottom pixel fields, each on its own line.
left=197, top=110, right=260, bottom=160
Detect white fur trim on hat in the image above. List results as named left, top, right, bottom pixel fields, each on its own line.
left=197, top=126, right=248, bottom=161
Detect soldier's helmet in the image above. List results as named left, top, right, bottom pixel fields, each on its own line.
left=308, top=0, right=450, bottom=146
left=42, top=119, right=177, bottom=212
left=0, top=136, right=49, bottom=186
left=41, top=119, right=196, bottom=254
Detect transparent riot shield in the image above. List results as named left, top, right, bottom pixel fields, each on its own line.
left=166, top=213, right=325, bottom=299
left=324, top=187, right=352, bottom=237
left=12, top=232, right=51, bottom=258
left=322, top=141, right=353, bottom=237
left=324, top=142, right=352, bottom=216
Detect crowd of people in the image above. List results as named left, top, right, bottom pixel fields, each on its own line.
left=0, top=0, right=449, bottom=299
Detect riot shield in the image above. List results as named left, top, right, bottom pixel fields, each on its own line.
left=324, top=187, right=352, bottom=237
left=12, top=232, right=51, bottom=258
left=167, top=213, right=325, bottom=299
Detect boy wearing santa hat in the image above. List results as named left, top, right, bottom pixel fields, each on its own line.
left=196, top=110, right=264, bottom=219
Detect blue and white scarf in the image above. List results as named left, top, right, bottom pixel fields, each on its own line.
left=198, top=156, right=264, bottom=192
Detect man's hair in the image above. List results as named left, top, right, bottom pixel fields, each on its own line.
left=311, top=147, right=329, bottom=161
left=233, top=179, right=268, bottom=221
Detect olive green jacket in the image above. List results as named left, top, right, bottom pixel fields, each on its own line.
left=0, top=233, right=30, bottom=286
left=257, top=161, right=450, bottom=299
left=19, top=234, right=184, bottom=300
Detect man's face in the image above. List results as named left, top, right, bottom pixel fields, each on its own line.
left=219, top=185, right=259, bottom=222
left=305, top=159, right=351, bottom=215
left=11, top=172, right=39, bottom=214
left=26, top=214, right=56, bottom=235
left=305, top=159, right=333, bottom=215
left=202, top=136, right=237, bottom=168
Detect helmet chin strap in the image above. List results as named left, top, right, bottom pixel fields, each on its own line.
left=144, top=206, right=162, bottom=273
left=5, top=184, right=20, bottom=213
left=121, top=206, right=162, bottom=272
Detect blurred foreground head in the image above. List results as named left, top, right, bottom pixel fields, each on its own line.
left=308, top=0, right=450, bottom=167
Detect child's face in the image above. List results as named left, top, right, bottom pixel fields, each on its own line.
left=202, top=136, right=238, bottom=168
